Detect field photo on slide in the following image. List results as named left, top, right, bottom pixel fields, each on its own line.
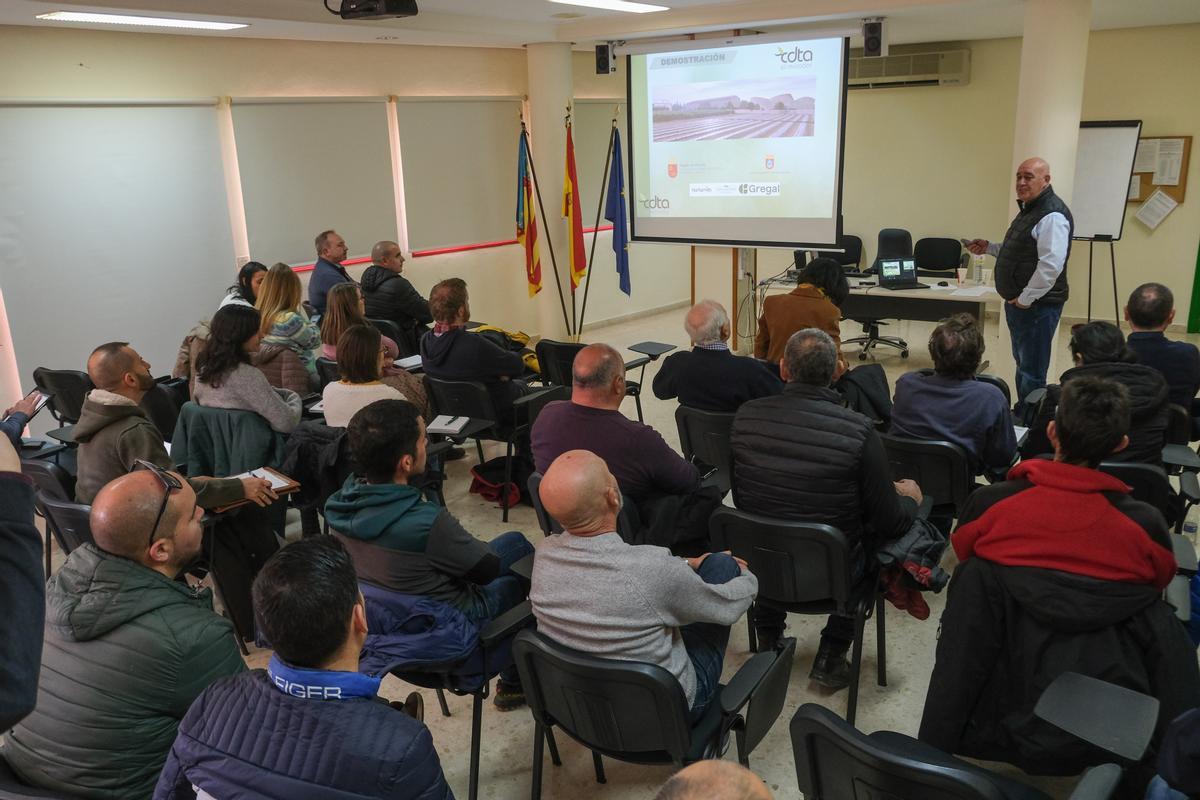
left=651, top=77, right=816, bottom=142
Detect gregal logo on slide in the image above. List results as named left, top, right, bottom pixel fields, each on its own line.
left=775, top=46, right=814, bottom=64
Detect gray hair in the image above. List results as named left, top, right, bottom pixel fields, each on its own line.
left=572, top=344, right=624, bottom=390
left=783, top=328, right=838, bottom=386
left=684, top=300, right=729, bottom=345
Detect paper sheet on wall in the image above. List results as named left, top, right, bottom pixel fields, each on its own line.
left=1134, top=189, right=1178, bottom=231
left=1128, top=174, right=1141, bottom=200
left=1153, top=138, right=1185, bottom=186
left=1134, top=139, right=1159, bottom=173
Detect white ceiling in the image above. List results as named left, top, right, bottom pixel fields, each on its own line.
left=2, top=0, right=1198, bottom=50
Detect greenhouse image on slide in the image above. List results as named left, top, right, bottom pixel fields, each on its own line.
left=651, top=77, right=816, bottom=142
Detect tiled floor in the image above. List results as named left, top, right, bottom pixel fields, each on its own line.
left=31, top=308, right=1196, bottom=799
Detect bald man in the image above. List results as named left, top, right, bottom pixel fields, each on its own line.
left=966, top=156, right=1073, bottom=407
left=532, top=343, right=700, bottom=504
left=655, top=761, right=774, bottom=800
left=653, top=300, right=781, bottom=412
left=4, top=469, right=246, bottom=800
left=73, top=340, right=273, bottom=509
left=532, top=451, right=757, bottom=721
left=361, top=240, right=432, bottom=354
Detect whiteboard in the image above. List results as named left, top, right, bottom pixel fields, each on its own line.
left=1071, top=120, right=1141, bottom=240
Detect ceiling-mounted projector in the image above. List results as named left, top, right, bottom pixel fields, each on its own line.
left=325, top=0, right=418, bottom=19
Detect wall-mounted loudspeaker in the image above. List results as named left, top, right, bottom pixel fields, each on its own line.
left=595, top=43, right=616, bottom=75
left=862, top=20, right=886, bottom=58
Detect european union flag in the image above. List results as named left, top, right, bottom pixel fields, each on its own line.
left=604, top=128, right=631, bottom=296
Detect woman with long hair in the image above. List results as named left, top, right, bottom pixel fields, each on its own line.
left=255, top=263, right=321, bottom=380
left=321, top=325, right=407, bottom=428
left=320, top=283, right=400, bottom=364
left=219, top=261, right=268, bottom=309
left=194, top=304, right=302, bottom=433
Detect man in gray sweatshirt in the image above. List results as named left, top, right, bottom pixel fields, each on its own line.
left=531, top=450, right=758, bottom=720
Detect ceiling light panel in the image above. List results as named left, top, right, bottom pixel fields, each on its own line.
left=36, top=11, right=248, bottom=31
left=548, top=0, right=669, bottom=14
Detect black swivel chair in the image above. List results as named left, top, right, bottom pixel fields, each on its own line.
left=535, top=339, right=648, bottom=422
left=790, top=669, right=1161, bottom=800
left=914, top=237, right=964, bottom=277
left=21, top=459, right=75, bottom=575
left=845, top=227, right=915, bottom=360
left=674, top=405, right=735, bottom=495
left=709, top=507, right=886, bottom=725
left=315, top=357, right=340, bottom=390
left=512, top=628, right=796, bottom=799
left=869, top=227, right=914, bottom=273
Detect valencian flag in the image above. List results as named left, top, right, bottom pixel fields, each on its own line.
left=563, top=123, right=587, bottom=292
left=516, top=130, right=542, bottom=297
left=605, top=128, right=631, bottom=295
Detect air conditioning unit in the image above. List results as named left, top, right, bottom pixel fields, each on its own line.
left=848, top=49, right=970, bottom=89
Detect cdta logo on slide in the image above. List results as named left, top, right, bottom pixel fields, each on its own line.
left=775, top=46, right=814, bottom=63
left=640, top=196, right=671, bottom=209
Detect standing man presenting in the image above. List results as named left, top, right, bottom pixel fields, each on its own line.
left=966, top=157, right=1073, bottom=408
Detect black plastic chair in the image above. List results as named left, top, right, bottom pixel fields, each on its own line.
left=513, top=629, right=795, bottom=798
left=834, top=234, right=864, bottom=271
left=315, top=357, right=340, bottom=390
left=914, top=237, right=964, bottom=276
left=0, top=753, right=85, bottom=799
left=709, top=507, right=886, bottom=725
left=37, top=493, right=94, bottom=555
left=674, top=405, right=735, bottom=495
left=365, top=316, right=413, bottom=355
left=32, top=367, right=93, bottom=426
left=879, top=433, right=970, bottom=517
left=534, top=339, right=647, bottom=422
left=1098, top=460, right=1199, bottom=534
left=527, top=471, right=639, bottom=541
left=21, top=459, right=75, bottom=575
left=141, top=376, right=189, bottom=443
left=791, top=701, right=1127, bottom=800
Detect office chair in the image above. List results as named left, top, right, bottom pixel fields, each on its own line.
left=844, top=228, right=914, bottom=359
left=869, top=227, right=913, bottom=273
left=914, top=237, right=964, bottom=277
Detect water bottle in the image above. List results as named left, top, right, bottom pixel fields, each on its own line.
left=972, top=253, right=986, bottom=283
left=1185, top=504, right=1200, bottom=545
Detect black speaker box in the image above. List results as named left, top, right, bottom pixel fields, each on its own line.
left=595, top=43, right=614, bottom=74
left=863, top=21, right=884, bottom=57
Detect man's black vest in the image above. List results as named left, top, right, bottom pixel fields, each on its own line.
left=994, top=185, right=1072, bottom=305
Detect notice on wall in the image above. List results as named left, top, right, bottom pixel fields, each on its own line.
left=1134, top=189, right=1179, bottom=231
left=1154, top=138, right=1185, bottom=186
left=1134, top=139, right=1159, bottom=173
left=1128, top=174, right=1141, bottom=200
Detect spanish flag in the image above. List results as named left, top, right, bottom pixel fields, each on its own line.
left=563, top=122, right=587, bottom=293
left=516, top=129, right=542, bottom=297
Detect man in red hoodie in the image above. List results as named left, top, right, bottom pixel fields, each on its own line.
left=952, top=374, right=1175, bottom=589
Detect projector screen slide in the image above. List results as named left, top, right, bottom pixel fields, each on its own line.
left=627, top=35, right=848, bottom=248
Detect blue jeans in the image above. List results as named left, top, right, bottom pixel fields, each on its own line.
left=681, top=553, right=742, bottom=722
left=1005, top=301, right=1063, bottom=408
left=466, top=530, right=534, bottom=686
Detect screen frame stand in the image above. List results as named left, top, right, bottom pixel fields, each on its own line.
left=1074, top=234, right=1118, bottom=324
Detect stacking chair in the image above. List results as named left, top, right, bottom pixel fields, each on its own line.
left=674, top=405, right=735, bottom=495
left=140, top=376, right=189, bottom=443
left=527, top=471, right=639, bottom=542
left=914, top=236, right=964, bottom=277
left=879, top=433, right=969, bottom=518
left=32, top=367, right=92, bottom=426
left=513, top=629, right=795, bottom=799
left=315, top=357, right=340, bottom=390
left=365, top=316, right=404, bottom=349
left=709, top=507, right=886, bottom=725
left=790, top=669, right=1161, bottom=800
left=37, top=494, right=94, bottom=555
left=21, top=458, right=75, bottom=575
left=832, top=233, right=864, bottom=271
left=1098, top=460, right=1199, bottom=535
left=535, top=339, right=648, bottom=421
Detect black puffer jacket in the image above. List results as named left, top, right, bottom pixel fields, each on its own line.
left=1023, top=361, right=1169, bottom=464
left=361, top=266, right=432, bottom=354
left=730, top=383, right=916, bottom=549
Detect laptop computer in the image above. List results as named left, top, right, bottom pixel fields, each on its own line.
left=878, top=257, right=930, bottom=290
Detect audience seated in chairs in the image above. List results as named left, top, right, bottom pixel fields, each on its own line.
left=256, top=262, right=322, bottom=385
left=1, top=391, right=42, bottom=448
left=0, top=436, right=43, bottom=734
left=652, top=300, right=782, bottom=412
left=920, top=376, right=1199, bottom=779
left=1126, top=282, right=1200, bottom=424
left=362, top=239, right=432, bottom=355
left=890, top=313, right=1018, bottom=475
left=307, top=228, right=354, bottom=316
left=655, top=761, right=774, bottom=800
left=324, top=399, right=534, bottom=710
left=531, top=450, right=757, bottom=723
left=322, top=325, right=407, bottom=428
left=155, top=537, right=451, bottom=800
left=194, top=305, right=303, bottom=434
left=73, top=340, right=271, bottom=508
left=321, top=283, right=429, bottom=417
left=731, top=328, right=921, bottom=688
left=3, top=467, right=246, bottom=799
left=218, top=260, right=267, bottom=310
left=420, top=278, right=530, bottom=417
left=1023, top=320, right=1169, bottom=463
left=754, top=257, right=849, bottom=364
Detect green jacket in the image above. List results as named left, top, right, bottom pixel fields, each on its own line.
left=171, top=401, right=287, bottom=477
left=3, top=544, right=245, bottom=800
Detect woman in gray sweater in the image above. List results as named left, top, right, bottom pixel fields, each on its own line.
left=194, top=305, right=302, bottom=434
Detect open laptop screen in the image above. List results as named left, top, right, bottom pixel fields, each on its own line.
left=880, top=258, right=916, bottom=282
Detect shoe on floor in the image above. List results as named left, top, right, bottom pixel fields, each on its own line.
left=389, top=692, right=425, bottom=722
left=493, top=681, right=526, bottom=711
left=809, top=645, right=852, bottom=691
left=444, top=446, right=468, bottom=461
left=754, top=628, right=782, bottom=654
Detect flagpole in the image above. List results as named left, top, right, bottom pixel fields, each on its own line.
left=522, top=119, right=573, bottom=337
left=566, top=107, right=577, bottom=341
left=577, top=113, right=618, bottom=336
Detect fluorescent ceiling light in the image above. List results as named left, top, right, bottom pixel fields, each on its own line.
left=548, top=0, right=670, bottom=13
left=36, top=11, right=248, bottom=30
